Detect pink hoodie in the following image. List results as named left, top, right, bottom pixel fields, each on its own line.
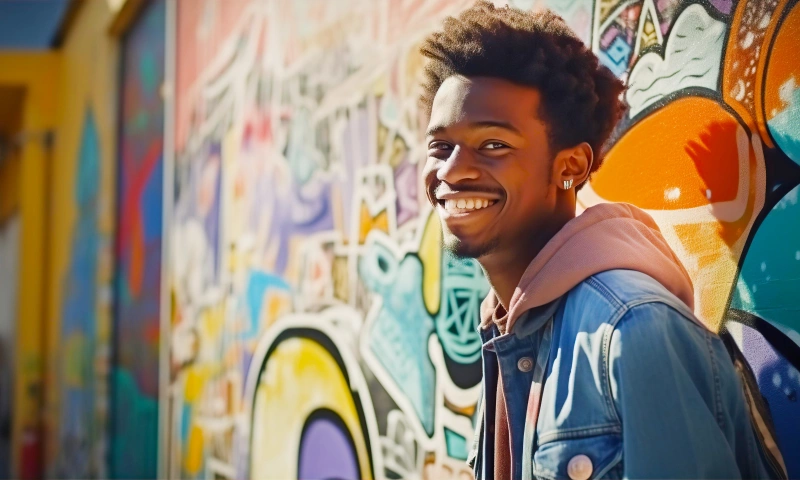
left=486, top=202, right=697, bottom=480
left=480, top=202, right=695, bottom=333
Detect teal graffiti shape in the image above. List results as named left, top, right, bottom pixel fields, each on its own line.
left=57, top=108, right=101, bottom=478
left=768, top=79, right=800, bottom=165
left=75, top=109, right=100, bottom=206
left=435, top=253, right=489, bottom=364
left=360, top=240, right=437, bottom=436
left=731, top=185, right=800, bottom=341
left=109, top=368, right=158, bottom=479
left=444, top=427, right=468, bottom=461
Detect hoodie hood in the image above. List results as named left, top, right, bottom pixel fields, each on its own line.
left=481, top=202, right=694, bottom=333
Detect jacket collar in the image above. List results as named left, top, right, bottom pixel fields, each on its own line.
left=479, top=296, right=564, bottom=344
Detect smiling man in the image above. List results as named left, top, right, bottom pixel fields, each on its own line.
left=419, top=2, right=780, bottom=480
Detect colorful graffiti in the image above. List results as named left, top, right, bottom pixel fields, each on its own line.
left=581, top=0, right=800, bottom=474
left=168, top=0, right=800, bottom=478
left=111, top=0, right=166, bottom=478
left=56, top=109, right=102, bottom=478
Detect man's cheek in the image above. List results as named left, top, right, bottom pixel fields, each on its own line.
left=423, top=175, right=439, bottom=205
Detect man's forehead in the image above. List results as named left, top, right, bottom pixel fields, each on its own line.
left=428, top=75, right=541, bottom=130
left=433, top=75, right=472, bottom=103
left=428, top=76, right=471, bottom=126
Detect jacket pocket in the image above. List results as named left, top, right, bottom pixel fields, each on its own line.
left=532, top=433, right=623, bottom=480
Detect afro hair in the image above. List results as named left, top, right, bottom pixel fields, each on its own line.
left=420, top=1, right=626, bottom=175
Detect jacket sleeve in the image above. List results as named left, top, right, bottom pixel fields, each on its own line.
left=608, top=302, right=769, bottom=479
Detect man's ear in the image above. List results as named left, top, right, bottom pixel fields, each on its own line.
left=552, top=142, right=593, bottom=190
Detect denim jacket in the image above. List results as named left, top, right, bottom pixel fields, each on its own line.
left=468, top=269, right=774, bottom=479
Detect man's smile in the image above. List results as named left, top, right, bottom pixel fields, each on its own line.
left=435, top=195, right=501, bottom=221
left=433, top=186, right=503, bottom=220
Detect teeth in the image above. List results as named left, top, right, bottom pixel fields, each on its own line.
left=441, top=198, right=495, bottom=212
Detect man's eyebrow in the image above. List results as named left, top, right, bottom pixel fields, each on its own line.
left=471, top=120, right=523, bottom=136
left=426, top=120, right=522, bottom=138
left=426, top=124, right=447, bottom=137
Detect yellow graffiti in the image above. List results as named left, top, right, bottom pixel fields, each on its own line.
left=359, top=203, right=390, bottom=244
left=251, top=337, right=372, bottom=479
left=184, top=366, right=212, bottom=403
left=198, top=304, right=225, bottom=342
left=184, top=424, right=205, bottom=475
left=419, top=210, right=442, bottom=315
left=266, top=292, right=291, bottom=326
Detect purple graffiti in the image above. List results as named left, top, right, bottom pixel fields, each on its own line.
left=600, top=24, right=621, bottom=49
left=741, top=324, right=800, bottom=477
left=394, top=160, right=419, bottom=226
left=298, top=416, right=360, bottom=480
left=708, top=0, right=733, bottom=16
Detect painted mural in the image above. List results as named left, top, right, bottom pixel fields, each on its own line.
left=56, top=109, right=102, bottom=478
left=46, top=4, right=120, bottom=477
left=111, top=0, right=166, bottom=478
left=168, top=0, right=800, bottom=478
left=581, top=1, right=800, bottom=474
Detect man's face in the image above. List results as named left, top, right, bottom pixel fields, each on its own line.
left=423, top=75, right=557, bottom=259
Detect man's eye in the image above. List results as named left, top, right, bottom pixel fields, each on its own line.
left=483, top=142, right=508, bottom=150
left=428, top=141, right=452, bottom=151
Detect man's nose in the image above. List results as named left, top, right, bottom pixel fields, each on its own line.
left=436, top=145, right=480, bottom=183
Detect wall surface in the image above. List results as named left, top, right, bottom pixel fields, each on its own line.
left=0, top=215, right=20, bottom=478
left=45, top=0, right=120, bottom=477
left=110, top=0, right=166, bottom=477
left=0, top=83, right=26, bottom=478
left=0, top=52, right=60, bottom=480
left=0, top=83, right=25, bottom=479
left=165, top=0, right=800, bottom=478
left=582, top=0, right=800, bottom=474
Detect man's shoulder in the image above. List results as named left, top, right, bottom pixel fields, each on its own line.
left=548, top=268, right=712, bottom=365
left=573, top=269, right=695, bottom=320
left=559, top=269, right=703, bottom=344
left=573, top=270, right=718, bottom=363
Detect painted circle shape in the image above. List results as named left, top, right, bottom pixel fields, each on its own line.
left=592, top=97, right=747, bottom=209
left=298, top=415, right=360, bottom=480
left=250, top=337, right=372, bottom=479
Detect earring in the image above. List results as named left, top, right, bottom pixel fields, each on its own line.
left=563, top=179, right=574, bottom=190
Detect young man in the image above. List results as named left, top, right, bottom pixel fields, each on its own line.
left=420, top=2, right=777, bottom=479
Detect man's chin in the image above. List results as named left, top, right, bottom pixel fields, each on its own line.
left=442, top=235, right=497, bottom=260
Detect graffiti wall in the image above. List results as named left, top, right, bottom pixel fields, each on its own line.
left=46, top=1, right=119, bottom=478
left=168, top=0, right=800, bottom=478
left=0, top=52, right=60, bottom=479
left=111, top=0, right=166, bottom=477
left=581, top=0, right=800, bottom=473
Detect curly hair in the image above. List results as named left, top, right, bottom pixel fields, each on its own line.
left=420, top=1, right=626, bottom=175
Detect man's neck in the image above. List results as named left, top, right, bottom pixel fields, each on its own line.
left=479, top=210, right=575, bottom=310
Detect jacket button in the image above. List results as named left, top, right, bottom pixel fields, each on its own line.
left=567, top=454, right=593, bottom=480
left=517, top=357, right=533, bottom=372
